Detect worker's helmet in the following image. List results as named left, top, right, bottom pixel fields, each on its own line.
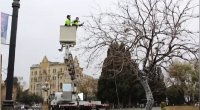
left=76, top=17, right=79, bottom=21
left=67, top=15, right=71, bottom=18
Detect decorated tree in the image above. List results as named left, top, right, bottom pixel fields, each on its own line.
left=82, top=0, right=198, bottom=109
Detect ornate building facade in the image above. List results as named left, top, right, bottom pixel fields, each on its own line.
left=29, top=56, right=83, bottom=101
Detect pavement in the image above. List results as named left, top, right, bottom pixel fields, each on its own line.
left=42, top=105, right=48, bottom=110
left=110, top=107, right=161, bottom=110
left=39, top=106, right=161, bottom=110
left=40, top=105, right=161, bottom=110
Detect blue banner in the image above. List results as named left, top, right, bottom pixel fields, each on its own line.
left=1, top=12, right=9, bottom=44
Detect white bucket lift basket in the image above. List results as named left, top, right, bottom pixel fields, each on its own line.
left=60, top=26, right=77, bottom=45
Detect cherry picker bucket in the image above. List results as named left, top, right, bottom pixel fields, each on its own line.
left=60, top=26, right=77, bottom=45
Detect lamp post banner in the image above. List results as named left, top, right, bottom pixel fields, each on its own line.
left=0, top=12, right=9, bottom=44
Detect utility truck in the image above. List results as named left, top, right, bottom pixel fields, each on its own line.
left=48, top=90, right=109, bottom=110
left=48, top=26, right=109, bottom=110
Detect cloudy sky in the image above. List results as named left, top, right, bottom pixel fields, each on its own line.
left=0, top=0, right=199, bottom=88
left=0, top=0, right=118, bottom=87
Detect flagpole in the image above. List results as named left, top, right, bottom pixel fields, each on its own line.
left=2, top=0, right=20, bottom=110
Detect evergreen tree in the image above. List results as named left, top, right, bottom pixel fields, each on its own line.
left=97, top=42, right=138, bottom=107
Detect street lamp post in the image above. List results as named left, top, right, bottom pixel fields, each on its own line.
left=42, top=81, right=50, bottom=104
left=2, top=0, right=20, bottom=110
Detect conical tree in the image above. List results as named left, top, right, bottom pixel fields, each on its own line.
left=97, top=42, right=138, bottom=107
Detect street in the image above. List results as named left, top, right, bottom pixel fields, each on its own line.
left=39, top=106, right=161, bottom=110
left=110, top=107, right=161, bottom=110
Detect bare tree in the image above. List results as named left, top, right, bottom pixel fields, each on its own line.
left=81, top=0, right=199, bottom=109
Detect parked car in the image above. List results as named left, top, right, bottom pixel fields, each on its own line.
left=32, top=103, right=42, bottom=110
left=14, top=104, right=22, bottom=110
left=14, top=104, right=31, bottom=110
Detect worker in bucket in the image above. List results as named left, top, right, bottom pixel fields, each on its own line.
left=65, top=15, right=71, bottom=26
left=72, top=17, right=84, bottom=27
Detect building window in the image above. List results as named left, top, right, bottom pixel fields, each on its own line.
left=60, top=83, right=62, bottom=90
left=60, top=68, right=62, bottom=72
left=53, top=69, right=56, bottom=73
left=43, top=70, right=47, bottom=74
left=53, top=76, right=56, bottom=80
left=34, top=71, right=37, bottom=75
left=48, top=69, right=50, bottom=73
left=37, top=84, right=40, bottom=88
left=38, top=76, right=42, bottom=82
left=34, top=78, right=37, bottom=82
left=48, top=76, right=50, bottom=80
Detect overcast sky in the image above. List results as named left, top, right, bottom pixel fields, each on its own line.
left=0, top=0, right=118, bottom=87
left=0, top=0, right=199, bottom=88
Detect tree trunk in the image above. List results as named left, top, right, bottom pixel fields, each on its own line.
left=140, top=77, right=154, bottom=110
left=128, top=94, right=131, bottom=108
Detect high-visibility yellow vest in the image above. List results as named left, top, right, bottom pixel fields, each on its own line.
left=65, top=18, right=71, bottom=26
left=72, top=20, right=79, bottom=26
